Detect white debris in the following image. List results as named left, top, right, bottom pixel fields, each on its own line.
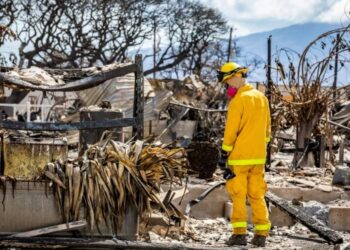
left=148, top=231, right=162, bottom=242
left=18, top=66, right=62, bottom=85
left=301, top=200, right=329, bottom=224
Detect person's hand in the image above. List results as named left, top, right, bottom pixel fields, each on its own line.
left=223, top=168, right=235, bottom=180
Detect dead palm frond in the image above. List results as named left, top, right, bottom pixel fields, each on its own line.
left=44, top=139, right=188, bottom=234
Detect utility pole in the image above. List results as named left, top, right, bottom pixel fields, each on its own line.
left=266, top=35, right=272, bottom=171
left=153, top=16, right=157, bottom=80
left=333, top=33, right=340, bottom=101
left=227, top=27, right=233, bottom=62
left=222, top=27, right=234, bottom=108
left=267, top=35, right=272, bottom=103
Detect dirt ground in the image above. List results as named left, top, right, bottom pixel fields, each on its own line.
left=143, top=217, right=350, bottom=249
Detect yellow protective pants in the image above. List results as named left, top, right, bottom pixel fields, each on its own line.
left=225, top=165, right=271, bottom=236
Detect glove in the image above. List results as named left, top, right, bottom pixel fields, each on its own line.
left=217, top=149, right=228, bottom=170
left=223, top=168, right=235, bottom=180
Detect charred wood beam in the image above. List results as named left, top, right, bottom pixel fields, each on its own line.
left=0, top=118, right=136, bottom=131
left=10, top=220, right=87, bottom=237
left=0, top=236, right=222, bottom=249
left=0, top=66, right=14, bottom=72
left=0, top=64, right=137, bottom=92
left=169, top=101, right=228, bottom=112
left=265, top=191, right=343, bottom=244
left=317, top=135, right=325, bottom=168
left=322, top=118, right=350, bottom=132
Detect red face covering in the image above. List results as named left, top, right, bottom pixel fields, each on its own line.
left=227, top=86, right=237, bottom=99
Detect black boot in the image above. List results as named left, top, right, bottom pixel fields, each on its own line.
left=226, top=234, right=247, bottom=246
left=251, top=235, right=266, bottom=247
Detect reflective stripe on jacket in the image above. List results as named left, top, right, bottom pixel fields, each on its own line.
left=222, top=84, right=270, bottom=165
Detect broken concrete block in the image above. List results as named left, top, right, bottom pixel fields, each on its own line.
left=148, top=231, right=163, bottom=241
left=269, top=187, right=343, bottom=203
left=328, top=207, right=350, bottom=231
left=148, top=213, right=170, bottom=227
left=287, top=178, right=315, bottom=188
left=271, top=160, right=288, bottom=169
left=316, top=184, right=333, bottom=193
left=172, top=184, right=229, bottom=219
left=270, top=205, right=296, bottom=227
left=332, top=165, right=350, bottom=186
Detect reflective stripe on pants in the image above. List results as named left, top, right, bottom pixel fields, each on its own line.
left=227, top=158, right=266, bottom=165
left=255, top=223, right=271, bottom=231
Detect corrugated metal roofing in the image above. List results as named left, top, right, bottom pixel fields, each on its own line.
left=77, top=73, right=155, bottom=111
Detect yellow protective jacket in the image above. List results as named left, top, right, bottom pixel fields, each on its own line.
left=222, top=84, right=270, bottom=166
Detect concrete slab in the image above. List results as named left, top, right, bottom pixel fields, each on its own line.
left=328, top=207, right=350, bottom=231
left=270, top=205, right=296, bottom=227
left=0, top=181, right=138, bottom=239
left=316, top=185, right=333, bottom=193
left=269, top=187, right=344, bottom=203
left=172, top=184, right=230, bottom=219
left=172, top=184, right=348, bottom=229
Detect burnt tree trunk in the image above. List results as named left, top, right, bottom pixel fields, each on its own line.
left=293, top=114, right=322, bottom=169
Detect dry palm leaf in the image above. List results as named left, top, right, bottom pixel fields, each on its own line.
left=43, top=139, right=188, bottom=234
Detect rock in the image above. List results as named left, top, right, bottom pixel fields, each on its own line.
left=287, top=178, right=316, bottom=188
left=344, top=149, right=350, bottom=163
left=315, top=184, right=333, bottom=192
left=271, top=160, right=288, bottom=169
left=301, top=200, right=329, bottom=224
left=148, top=231, right=162, bottom=242
left=332, top=165, right=350, bottom=186
left=328, top=207, right=350, bottom=231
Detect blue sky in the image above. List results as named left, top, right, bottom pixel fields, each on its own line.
left=201, top=0, right=350, bottom=36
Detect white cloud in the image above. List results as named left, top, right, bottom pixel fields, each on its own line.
left=201, top=0, right=348, bottom=36
left=317, top=0, right=350, bottom=23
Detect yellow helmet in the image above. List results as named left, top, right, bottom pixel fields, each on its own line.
left=217, top=62, right=248, bottom=82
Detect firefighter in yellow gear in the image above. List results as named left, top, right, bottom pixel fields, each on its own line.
left=217, top=62, right=271, bottom=247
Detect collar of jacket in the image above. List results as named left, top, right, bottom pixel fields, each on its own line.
left=237, top=83, right=253, bottom=94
